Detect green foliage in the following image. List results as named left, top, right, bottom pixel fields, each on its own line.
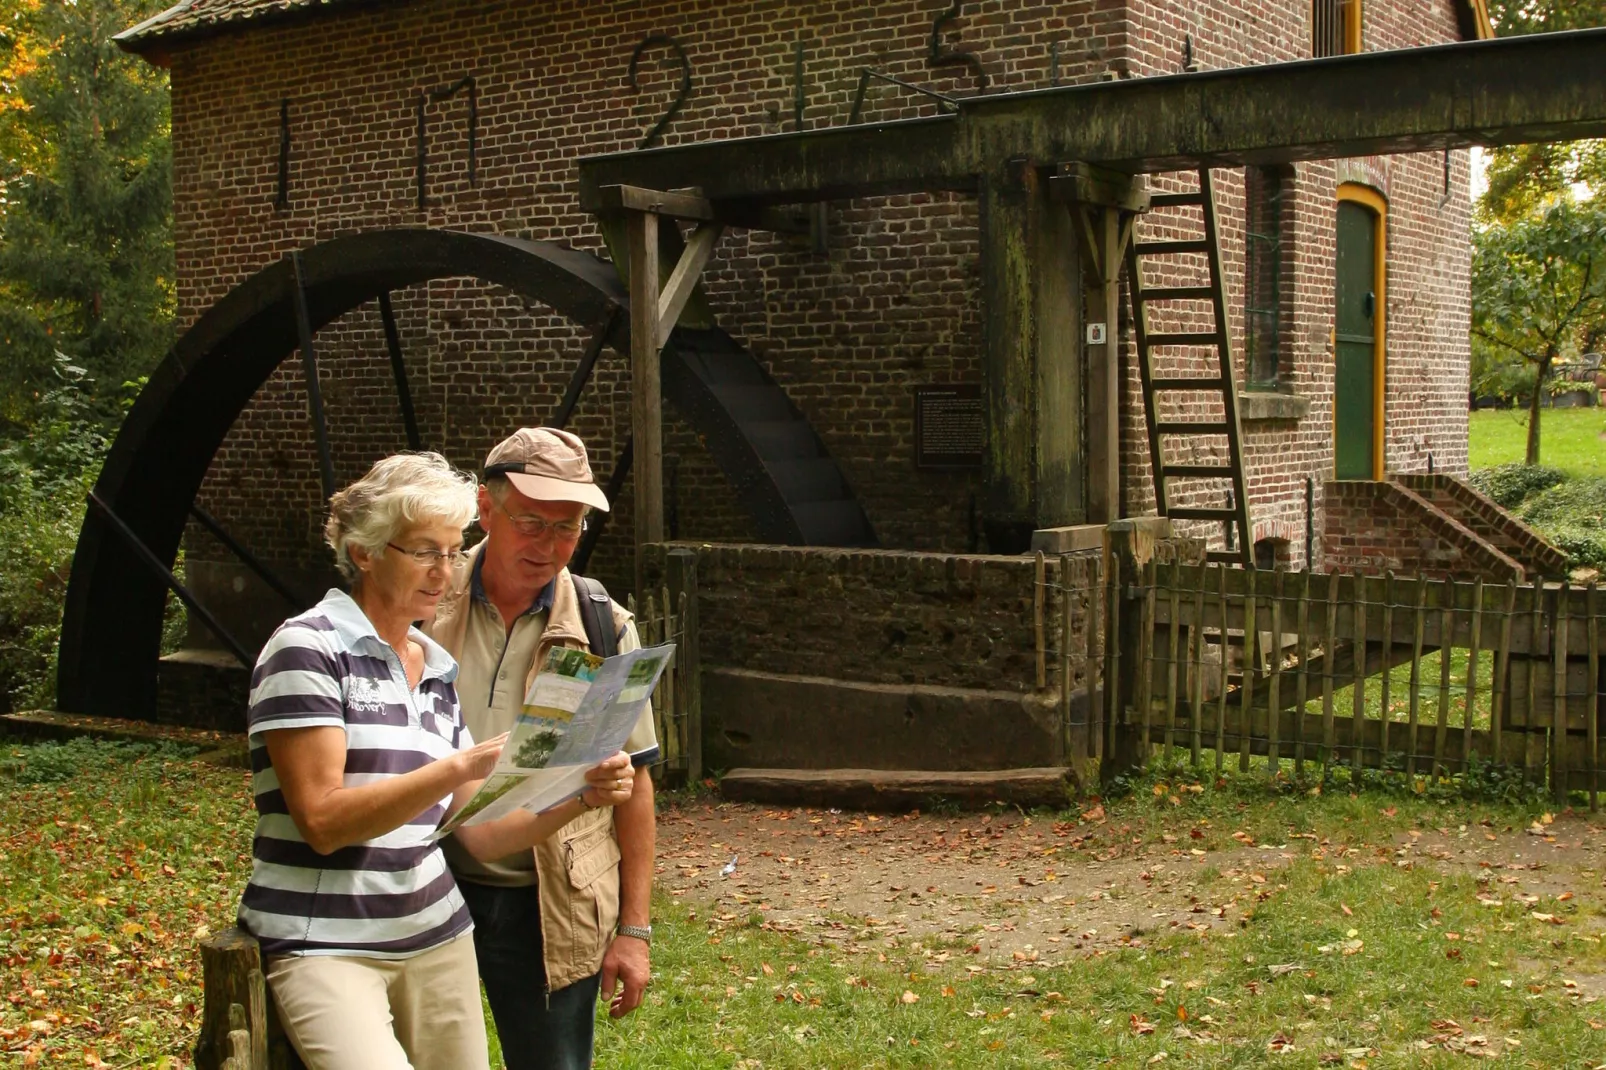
left=1471, top=199, right=1606, bottom=463
left=1480, top=3, right=1606, bottom=223
left=1513, top=476, right=1606, bottom=569
left=0, top=0, right=174, bottom=441
left=0, top=735, right=194, bottom=784
left=0, top=468, right=88, bottom=712
left=1465, top=462, right=1569, bottom=509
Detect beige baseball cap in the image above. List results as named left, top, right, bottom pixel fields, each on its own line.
left=482, top=427, right=611, bottom=511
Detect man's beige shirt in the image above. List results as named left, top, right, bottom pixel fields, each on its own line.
left=442, top=571, right=655, bottom=886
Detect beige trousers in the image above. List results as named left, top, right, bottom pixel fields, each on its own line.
left=266, top=932, right=489, bottom=1070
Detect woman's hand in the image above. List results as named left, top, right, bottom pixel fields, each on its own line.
left=579, top=751, right=635, bottom=810
left=453, top=732, right=509, bottom=784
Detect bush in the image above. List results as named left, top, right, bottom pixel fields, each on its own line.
left=0, top=471, right=88, bottom=712
left=1511, top=476, right=1606, bottom=571
left=1468, top=462, right=1569, bottom=509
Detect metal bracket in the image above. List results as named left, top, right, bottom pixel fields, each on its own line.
left=848, top=68, right=957, bottom=125
left=415, top=75, right=477, bottom=210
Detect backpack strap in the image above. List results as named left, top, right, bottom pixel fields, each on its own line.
left=570, top=574, right=619, bottom=658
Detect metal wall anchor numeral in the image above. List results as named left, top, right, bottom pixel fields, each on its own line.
left=928, top=1, right=987, bottom=93
left=415, top=75, right=478, bottom=211
left=628, top=34, right=692, bottom=150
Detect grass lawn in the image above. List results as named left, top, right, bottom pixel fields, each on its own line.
left=1468, top=408, right=1606, bottom=477
left=4, top=738, right=1604, bottom=1068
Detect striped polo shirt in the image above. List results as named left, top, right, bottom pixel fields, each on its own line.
left=238, top=589, right=475, bottom=959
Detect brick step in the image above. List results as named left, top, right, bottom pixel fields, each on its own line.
left=1391, top=474, right=1570, bottom=579
left=719, top=767, right=1077, bottom=811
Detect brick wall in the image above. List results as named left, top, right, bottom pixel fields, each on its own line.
left=1322, top=480, right=1522, bottom=581
left=160, top=0, right=1472, bottom=611
left=1116, top=1, right=1473, bottom=569
left=641, top=542, right=1102, bottom=695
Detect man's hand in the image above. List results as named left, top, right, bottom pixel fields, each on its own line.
left=599, top=933, right=650, bottom=1018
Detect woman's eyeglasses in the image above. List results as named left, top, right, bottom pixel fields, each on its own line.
left=385, top=543, right=469, bottom=569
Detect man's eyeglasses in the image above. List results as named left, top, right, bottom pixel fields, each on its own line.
left=386, top=543, right=469, bottom=569
left=491, top=499, right=587, bottom=540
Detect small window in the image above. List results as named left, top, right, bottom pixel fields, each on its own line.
left=1244, top=166, right=1288, bottom=386
left=1312, top=0, right=1361, bottom=57
left=1253, top=537, right=1289, bottom=572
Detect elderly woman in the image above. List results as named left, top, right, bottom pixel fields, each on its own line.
left=237, top=452, right=634, bottom=1070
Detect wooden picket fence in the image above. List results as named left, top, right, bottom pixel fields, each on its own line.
left=628, top=547, right=702, bottom=784
left=1116, top=560, right=1605, bottom=807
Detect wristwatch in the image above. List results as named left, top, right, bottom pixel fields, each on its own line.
left=617, top=924, right=652, bottom=944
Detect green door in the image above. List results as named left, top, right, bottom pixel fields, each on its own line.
left=1334, top=200, right=1379, bottom=480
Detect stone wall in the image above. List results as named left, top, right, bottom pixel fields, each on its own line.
left=641, top=542, right=1103, bottom=770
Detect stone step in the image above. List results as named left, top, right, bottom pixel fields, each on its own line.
left=0, top=709, right=249, bottom=766
left=719, top=767, right=1077, bottom=811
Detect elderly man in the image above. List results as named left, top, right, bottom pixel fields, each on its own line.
left=426, top=428, right=657, bottom=1070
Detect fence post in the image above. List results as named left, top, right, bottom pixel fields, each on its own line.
left=1102, top=518, right=1170, bottom=778
left=667, top=548, right=702, bottom=783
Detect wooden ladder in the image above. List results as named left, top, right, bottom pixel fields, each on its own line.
left=1125, top=167, right=1254, bottom=566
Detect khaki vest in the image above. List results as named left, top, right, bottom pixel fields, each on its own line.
left=426, top=542, right=630, bottom=992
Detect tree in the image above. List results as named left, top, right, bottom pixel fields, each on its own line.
left=1480, top=2, right=1606, bottom=223
left=0, top=0, right=173, bottom=456
left=1471, top=200, right=1606, bottom=464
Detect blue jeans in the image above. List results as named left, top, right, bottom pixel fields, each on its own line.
left=458, top=881, right=601, bottom=1070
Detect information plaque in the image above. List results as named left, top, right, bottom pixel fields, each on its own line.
left=914, top=385, right=985, bottom=469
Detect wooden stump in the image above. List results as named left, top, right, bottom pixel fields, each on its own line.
left=195, top=927, right=303, bottom=1070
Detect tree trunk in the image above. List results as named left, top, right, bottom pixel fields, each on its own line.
left=195, top=927, right=303, bottom=1070
left=1526, top=354, right=1552, bottom=465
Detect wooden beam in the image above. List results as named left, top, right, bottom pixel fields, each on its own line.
left=595, top=184, right=716, bottom=221
left=579, top=29, right=1606, bottom=207
left=627, top=211, right=662, bottom=597
left=656, top=223, right=723, bottom=347
left=1050, top=164, right=1151, bottom=214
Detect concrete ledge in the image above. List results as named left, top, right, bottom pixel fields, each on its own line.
left=1238, top=391, right=1310, bottom=422
left=720, top=767, right=1076, bottom=811
left=704, top=667, right=1064, bottom=771
left=1030, top=524, right=1106, bottom=554
left=0, top=710, right=250, bottom=767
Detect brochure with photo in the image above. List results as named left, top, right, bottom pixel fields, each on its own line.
left=433, top=642, right=673, bottom=841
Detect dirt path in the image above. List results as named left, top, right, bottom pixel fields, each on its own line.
left=654, top=800, right=1606, bottom=975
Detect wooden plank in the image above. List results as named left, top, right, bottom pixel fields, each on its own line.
left=1190, top=561, right=1208, bottom=767
left=1215, top=565, right=1229, bottom=773
left=1351, top=571, right=1367, bottom=772
left=1553, top=580, right=1570, bottom=806
left=1407, top=573, right=1428, bottom=777
left=1034, top=551, right=1048, bottom=690
left=1138, top=560, right=1157, bottom=768
left=595, top=183, right=716, bottom=220
left=1294, top=570, right=1311, bottom=778
left=1268, top=566, right=1284, bottom=776
left=1059, top=554, right=1073, bottom=763
left=1492, top=578, right=1516, bottom=765
left=1464, top=577, right=1483, bottom=780
left=1380, top=571, right=1396, bottom=765
left=627, top=210, right=663, bottom=598
left=1526, top=584, right=1544, bottom=778
left=720, top=767, right=1076, bottom=811
left=1589, top=581, right=1600, bottom=811
left=1434, top=594, right=1454, bottom=779
left=1088, top=558, right=1104, bottom=763
left=1321, top=575, right=1338, bottom=778
left=1105, top=549, right=1121, bottom=762
left=1240, top=571, right=1258, bottom=773
left=655, top=222, right=723, bottom=348
left=1164, top=562, right=1183, bottom=761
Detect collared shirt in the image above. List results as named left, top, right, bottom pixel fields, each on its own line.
left=445, top=561, right=557, bottom=885
left=238, top=589, right=474, bottom=958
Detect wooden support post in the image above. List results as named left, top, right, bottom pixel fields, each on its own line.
left=1215, top=564, right=1229, bottom=773
left=1491, top=578, right=1517, bottom=766
left=1587, top=581, right=1599, bottom=811
left=1189, top=561, right=1207, bottom=768
left=1321, top=576, right=1338, bottom=778
left=1103, top=519, right=1169, bottom=777
left=1293, top=570, right=1311, bottom=778
left=667, top=548, right=701, bottom=782
left=1464, top=577, right=1484, bottom=775
left=1553, top=580, right=1570, bottom=806
left=1080, top=200, right=1130, bottom=525
left=1267, top=565, right=1284, bottom=775
left=195, top=928, right=300, bottom=1070
left=1407, top=573, right=1427, bottom=777
left=627, top=210, right=662, bottom=600
left=1350, top=571, right=1367, bottom=771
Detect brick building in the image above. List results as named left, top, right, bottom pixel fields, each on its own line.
left=110, top=0, right=1493, bottom=613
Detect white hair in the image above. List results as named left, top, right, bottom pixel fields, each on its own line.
left=324, top=452, right=478, bottom=582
